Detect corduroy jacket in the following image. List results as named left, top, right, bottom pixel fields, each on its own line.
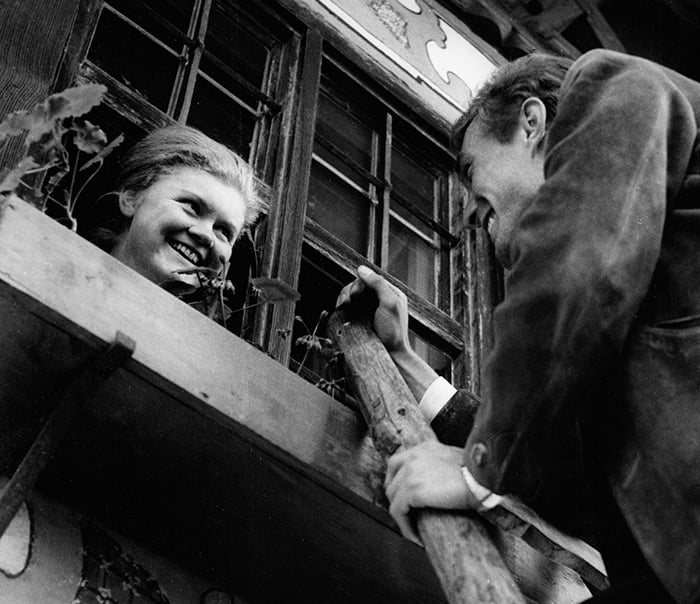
left=443, top=49, right=700, bottom=603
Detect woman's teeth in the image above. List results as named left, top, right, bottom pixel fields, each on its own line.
left=170, top=241, right=202, bottom=265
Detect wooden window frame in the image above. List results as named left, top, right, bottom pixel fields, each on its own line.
left=55, top=0, right=500, bottom=397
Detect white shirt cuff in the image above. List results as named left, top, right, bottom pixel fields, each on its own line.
left=460, top=465, right=502, bottom=511
left=418, top=376, right=457, bottom=423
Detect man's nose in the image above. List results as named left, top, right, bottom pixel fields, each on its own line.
left=464, top=192, right=479, bottom=227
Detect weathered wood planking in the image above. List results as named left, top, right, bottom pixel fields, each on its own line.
left=0, top=195, right=385, bottom=508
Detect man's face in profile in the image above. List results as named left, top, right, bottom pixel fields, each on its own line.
left=458, top=106, right=546, bottom=269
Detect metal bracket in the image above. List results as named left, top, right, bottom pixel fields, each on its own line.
left=0, top=331, right=136, bottom=537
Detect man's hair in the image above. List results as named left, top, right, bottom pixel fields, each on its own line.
left=449, top=53, right=574, bottom=153
left=116, top=124, right=263, bottom=228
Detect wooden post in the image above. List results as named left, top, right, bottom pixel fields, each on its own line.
left=329, top=311, right=525, bottom=604
left=0, top=331, right=135, bottom=537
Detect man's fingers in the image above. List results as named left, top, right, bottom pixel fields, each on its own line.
left=389, top=489, right=423, bottom=546
left=385, top=458, right=411, bottom=501
left=358, top=265, right=404, bottom=310
left=335, top=277, right=364, bottom=309
left=385, top=446, right=412, bottom=486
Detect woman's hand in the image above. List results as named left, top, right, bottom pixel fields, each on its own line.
left=384, top=440, right=478, bottom=544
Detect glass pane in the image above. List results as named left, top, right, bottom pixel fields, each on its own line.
left=107, top=0, right=195, bottom=36
left=391, top=146, right=436, bottom=235
left=188, top=75, right=257, bottom=159
left=205, top=1, right=270, bottom=93
left=308, top=160, right=370, bottom=254
left=409, top=331, right=452, bottom=379
left=392, top=146, right=434, bottom=204
left=88, top=9, right=179, bottom=110
left=388, top=216, right=436, bottom=302
left=316, top=92, right=374, bottom=173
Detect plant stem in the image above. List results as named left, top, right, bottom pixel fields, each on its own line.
left=296, top=316, right=322, bottom=374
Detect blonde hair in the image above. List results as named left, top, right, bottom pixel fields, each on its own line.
left=116, top=124, right=263, bottom=228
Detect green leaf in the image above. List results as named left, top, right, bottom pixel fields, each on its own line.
left=80, top=133, right=124, bottom=171
left=47, top=85, right=106, bottom=121
left=0, top=84, right=106, bottom=148
left=251, top=277, right=301, bottom=302
left=72, top=120, right=108, bottom=154
left=24, top=85, right=107, bottom=145
left=0, top=157, right=38, bottom=193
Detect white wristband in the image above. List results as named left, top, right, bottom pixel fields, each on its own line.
left=460, top=465, right=502, bottom=511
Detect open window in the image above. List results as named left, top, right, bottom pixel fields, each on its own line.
left=291, top=52, right=462, bottom=392
left=67, top=0, right=483, bottom=401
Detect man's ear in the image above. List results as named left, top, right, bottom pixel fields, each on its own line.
left=117, top=191, right=140, bottom=217
left=519, top=97, right=547, bottom=149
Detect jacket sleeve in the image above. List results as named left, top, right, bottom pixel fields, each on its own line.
left=464, top=50, right=698, bottom=499
left=430, top=389, right=480, bottom=447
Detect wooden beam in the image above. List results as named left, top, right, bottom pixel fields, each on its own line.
left=0, top=332, right=134, bottom=537
left=328, top=310, right=608, bottom=600
left=329, top=311, right=525, bottom=603
left=264, top=29, right=323, bottom=363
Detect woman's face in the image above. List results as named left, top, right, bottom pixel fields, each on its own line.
left=112, top=167, right=247, bottom=291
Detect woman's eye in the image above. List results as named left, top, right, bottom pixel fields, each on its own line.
left=216, top=225, right=234, bottom=242
left=179, top=198, right=200, bottom=213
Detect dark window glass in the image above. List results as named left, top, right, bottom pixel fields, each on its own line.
left=316, top=92, right=374, bottom=173
left=108, top=0, right=195, bottom=35
left=409, top=331, right=452, bottom=379
left=188, top=74, right=257, bottom=159
left=88, top=8, right=179, bottom=110
left=391, top=146, right=436, bottom=235
left=307, top=159, right=371, bottom=254
left=204, top=2, right=270, bottom=93
left=292, top=250, right=353, bottom=400
left=388, top=217, right=436, bottom=302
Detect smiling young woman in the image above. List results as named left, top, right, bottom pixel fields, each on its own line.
left=107, top=125, right=262, bottom=292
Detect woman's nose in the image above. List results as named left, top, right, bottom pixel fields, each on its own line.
left=188, top=222, right=215, bottom=248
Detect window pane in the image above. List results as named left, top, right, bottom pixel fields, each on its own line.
left=308, top=160, right=371, bottom=254
left=188, top=75, right=257, bottom=159
left=392, top=147, right=434, bottom=207
left=409, top=331, right=452, bottom=379
left=88, top=9, right=179, bottom=110
left=391, top=146, right=436, bottom=235
left=388, top=216, right=435, bottom=302
left=292, top=252, right=352, bottom=400
left=205, top=1, right=270, bottom=93
left=316, top=92, right=374, bottom=173
left=107, top=0, right=195, bottom=36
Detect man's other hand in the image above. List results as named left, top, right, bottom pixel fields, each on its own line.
left=336, top=265, right=411, bottom=355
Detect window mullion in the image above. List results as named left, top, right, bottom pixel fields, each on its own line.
left=366, top=130, right=380, bottom=262
left=172, top=0, right=212, bottom=121
left=264, top=29, right=323, bottom=364
left=379, top=112, right=392, bottom=269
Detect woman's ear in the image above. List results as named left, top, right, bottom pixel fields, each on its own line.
left=117, top=191, right=140, bottom=217
left=519, top=97, right=547, bottom=148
